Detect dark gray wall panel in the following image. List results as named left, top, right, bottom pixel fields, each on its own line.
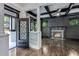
left=66, top=26, right=79, bottom=39
left=42, top=16, right=79, bottom=39
left=48, top=17, right=68, bottom=27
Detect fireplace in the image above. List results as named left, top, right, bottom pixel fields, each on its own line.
left=51, top=30, right=64, bottom=40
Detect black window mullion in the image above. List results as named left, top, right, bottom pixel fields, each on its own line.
left=11, top=17, right=16, bottom=31
left=11, top=17, right=12, bottom=31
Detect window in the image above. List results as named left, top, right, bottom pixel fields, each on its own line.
left=4, top=16, right=11, bottom=33
left=42, top=20, right=48, bottom=28
left=30, top=17, right=37, bottom=31
left=11, top=17, right=16, bottom=30
left=69, top=18, right=79, bottom=26
left=4, top=15, right=16, bottom=33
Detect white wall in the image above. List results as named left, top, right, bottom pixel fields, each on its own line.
left=19, top=10, right=27, bottom=18
left=0, top=34, right=9, bottom=56
left=0, top=4, right=4, bottom=33
left=29, top=32, right=41, bottom=49
left=4, top=9, right=17, bottom=17
left=0, top=3, right=9, bottom=56
left=5, top=3, right=26, bottom=18
left=9, top=31, right=16, bottom=49
left=5, top=3, right=27, bottom=18
left=5, top=3, right=22, bottom=11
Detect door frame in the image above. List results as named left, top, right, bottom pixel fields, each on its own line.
left=17, top=18, right=29, bottom=48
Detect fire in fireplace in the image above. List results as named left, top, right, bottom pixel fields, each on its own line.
left=51, top=30, right=64, bottom=40
left=53, top=32, right=62, bottom=38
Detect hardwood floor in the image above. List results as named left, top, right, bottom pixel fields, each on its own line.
left=9, top=38, right=79, bottom=56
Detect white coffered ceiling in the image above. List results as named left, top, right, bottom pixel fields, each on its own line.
left=17, top=3, right=28, bottom=7
left=26, top=3, right=79, bottom=18
left=5, top=3, right=79, bottom=18
left=5, top=3, right=79, bottom=11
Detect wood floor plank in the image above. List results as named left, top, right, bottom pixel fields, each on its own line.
left=9, top=39, right=79, bottom=56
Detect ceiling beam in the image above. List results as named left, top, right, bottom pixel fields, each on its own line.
left=27, top=11, right=37, bottom=17
left=4, top=4, right=20, bottom=14
left=65, top=3, right=74, bottom=15
left=41, top=9, right=59, bottom=15
left=27, top=9, right=59, bottom=17
left=72, top=5, right=79, bottom=9
left=44, top=6, right=53, bottom=18
left=60, top=8, right=68, bottom=12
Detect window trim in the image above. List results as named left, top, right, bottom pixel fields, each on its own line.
left=4, top=4, right=20, bottom=18
left=4, top=15, right=16, bottom=31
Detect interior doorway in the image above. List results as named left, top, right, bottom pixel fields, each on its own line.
left=17, top=18, right=29, bottom=48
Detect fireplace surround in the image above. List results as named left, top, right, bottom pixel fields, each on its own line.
left=51, top=30, right=64, bottom=40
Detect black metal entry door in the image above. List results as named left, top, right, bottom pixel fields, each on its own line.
left=18, top=18, right=29, bottom=48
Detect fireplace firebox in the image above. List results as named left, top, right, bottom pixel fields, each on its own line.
left=51, top=30, right=64, bottom=40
